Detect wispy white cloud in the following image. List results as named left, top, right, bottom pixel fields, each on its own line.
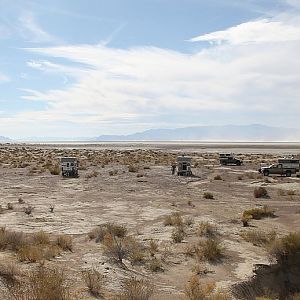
left=189, top=19, right=300, bottom=45
left=0, top=72, right=10, bottom=83
left=18, top=11, right=56, bottom=43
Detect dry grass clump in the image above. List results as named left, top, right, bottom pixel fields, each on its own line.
left=33, top=231, right=51, bottom=245
left=89, top=223, right=144, bottom=264
left=171, top=226, right=185, bottom=243
left=243, top=205, right=275, bottom=220
left=241, top=230, right=277, bottom=247
left=128, top=165, right=138, bottom=173
left=148, top=240, right=159, bottom=257
left=0, top=229, right=72, bottom=262
left=184, top=276, right=230, bottom=300
left=56, top=235, right=73, bottom=252
left=86, top=170, right=99, bottom=178
left=163, top=212, right=183, bottom=227
left=214, top=175, right=222, bottom=180
left=82, top=268, right=106, bottom=298
left=48, top=165, right=60, bottom=175
left=112, top=276, right=154, bottom=300
left=203, top=192, right=214, bottom=199
left=268, top=231, right=300, bottom=261
left=254, top=187, right=269, bottom=198
left=0, top=262, right=19, bottom=287
left=195, top=239, right=223, bottom=262
left=7, top=202, right=14, bottom=210
left=7, top=266, right=72, bottom=300
left=148, top=257, right=163, bottom=272
left=197, top=222, right=218, bottom=238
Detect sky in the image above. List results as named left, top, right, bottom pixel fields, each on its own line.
left=0, top=0, right=300, bottom=139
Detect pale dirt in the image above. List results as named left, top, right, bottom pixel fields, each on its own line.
left=0, top=144, right=299, bottom=299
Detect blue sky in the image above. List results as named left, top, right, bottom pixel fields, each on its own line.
left=0, top=0, right=300, bottom=138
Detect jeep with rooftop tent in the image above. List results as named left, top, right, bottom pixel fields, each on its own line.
left=219, top=153, right=243, bottom=166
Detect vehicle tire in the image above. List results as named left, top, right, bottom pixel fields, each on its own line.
left=286, top=170, right=292, bottom=177
left=237, top=161, right=241, bottom=166
left=263, top=170, right=269, bottom=176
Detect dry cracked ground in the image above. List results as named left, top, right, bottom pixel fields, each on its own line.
left=0, top=144, right=299, bottom=299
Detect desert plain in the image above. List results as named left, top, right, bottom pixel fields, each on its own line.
left=0, top=142, right=299, bottom=300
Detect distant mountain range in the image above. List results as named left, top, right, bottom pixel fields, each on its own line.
left=0, top=136, right=11, bottom=142
left=94, top=125, right=300, bottom=142
left=2, top=125, right=300, bottom=142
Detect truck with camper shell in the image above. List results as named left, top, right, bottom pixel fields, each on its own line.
left=259, top=158, right=299, bottom=177
left=219, top=153, right=243, bottom=166
left=60, top=157, right=79, bottom=177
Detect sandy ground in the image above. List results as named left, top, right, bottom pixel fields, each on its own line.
left=0, top=143, right=299, bottom=299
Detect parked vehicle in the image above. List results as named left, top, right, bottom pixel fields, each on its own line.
left=61, top=157, right=79, bottom=177
left=219, top=153, right=242, bottom=166
left=259, top=158, right=299, bottom=177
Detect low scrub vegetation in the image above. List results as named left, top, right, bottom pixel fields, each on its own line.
left=0, top=229, right=72, bottom=262
left=195, top=238, right=223, bottom=262
left=243, top=206, right=275, bottom=220
left=184, top=276, right=230, bottom=300
left=6, top=266, right=72, bottom=300
left=254, top=187, right=269, bottom=198
left=269, top=231, right=300, bottom=262
left=112, top=277, right=154, bottom=300
left=163, top=212, right=183, bottom=227
left=197, top=222, right=218, bottom=238
left=241, top=230, right=277, bottom=247
left=203, top=192, right=214, bottom=199
left=82, top=268, right=106, bottom=298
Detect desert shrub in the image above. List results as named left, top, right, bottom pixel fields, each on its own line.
left=203, top=192, right=214, bottom=199
left=49, top=165, right=60, bottom=175
left=7, top=203, right=14, bottom=210
left=33, top=231, right=50, bottom=245
left=148, top=240, right=159, bottom=256
left=128, top=165, right=138, bottom=173
left=24, top=205, right=34, bottom=215
left=103, top=233, right=129, bottom=263
left=163, top=212, right=183, bottom=227
left=268, top=231, right=300, bottom=261
left=7, top=266, right=72, bottom=300
left=171, top=226, right=185, bottom=243
left=214, top=175, right=222, bottom=180
left=43, top=245, right=61, bottom=260
left=241, top=214, right=252, bottom=227
left=184, top=276, right=230, bottom=300
left=106, top=223, right=127, bottom=238
left=254, top=187, right=268, bottom=198
left=148, top=257, right=163, bottom=272
left=113, top=277, right=154, bottom=300
left=243, top=206, right=275, bottom=220
left=277, top=189, right=285, bottom=196
left=86, top=171, right=99, bottom=178
left=241, top=230, right=277, bottom=247
left=184, top=216, right=194, bottom=226
left=18, top=197, right=24, bottom=204
left=0, top=229, right=25, bottom=251
left=0, top=262, right=19, bottom=287
left=82, top=268, right=106, bottom=298
left=88, top=226, right=106, bottom=242
left=195, top=239, right=223, bottom=262
left=197, top=222, right=218, bottom=238
left=17, top=245, right=44, bottom=262
left=126, top=237, right=146, bottom=265
left=56, top=235, right=73, bottom=252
